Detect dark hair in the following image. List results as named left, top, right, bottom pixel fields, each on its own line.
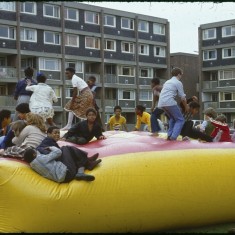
left=188, top=101, right=200, bottom=109
left=171, top=67, right=183, bottom=77
left=0, top=109, right=11, bottom=123
left=16, top=103, right=30, bottom=113
left=24, top=67, right=34, bottom=77
left=204, top=107, right=217, bottom=119
left=88, top=76, right=96, bottom=82
left=86, top=108, right=97, bottom=116
left=151, top=77, right=160, bottom=85
left=47, top=126, right=60, bottom=134
left=216, top=114, right=227, bottom=123
left=66, top=67, right=76, bottom=74
left=36, top=73, right=47, bottom=83
left=23, top=148, right=37, bottom=163
left=135, top=105, right=146, bottom=113
left=114, top=105, right=122, bottom=112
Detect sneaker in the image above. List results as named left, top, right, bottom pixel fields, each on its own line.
left=182, top=136, right=191, bottom=141
left=213, top=130, right=223, bottom=142
left=88, top=153, right=99, bottom=162
left=150, top=132, right=159, bottom=137
left=75, top=173, right=95, bottom=181
left=87, top=159, right=102, bottom=171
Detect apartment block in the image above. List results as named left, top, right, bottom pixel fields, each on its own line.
left=0, top=1, right=170, bottom=128
left=199, top=19, right=235, bottom=126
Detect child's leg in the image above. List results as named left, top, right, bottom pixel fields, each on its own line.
left=76, top=167, right=95, bottom=181
left=61, top=112, right=74, bottom=130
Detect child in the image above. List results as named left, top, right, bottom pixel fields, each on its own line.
left=36, top=126, right=101, bottom=171
left=210, top=114, right=231, bottom=142
left=158, top=67, right=189, bottom=140
left=26, top=73, right=58, bottom=126
left=150, top=77, right=164, bottom=136
left=23, top=146, right=96, bottom=183
left=133, top=105, right=151, bottom=132
left=62, top=108, right=106, bottom=145
left=107, top=105, right=128, bottom=131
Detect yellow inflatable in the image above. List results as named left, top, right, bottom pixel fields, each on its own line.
left=0, top=131, right=235, bottom=233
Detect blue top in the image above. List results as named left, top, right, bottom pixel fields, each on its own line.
left=14, top=77, right=37, bottom=99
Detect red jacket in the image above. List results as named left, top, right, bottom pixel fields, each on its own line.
left=211, top=120, right=231, bottom=142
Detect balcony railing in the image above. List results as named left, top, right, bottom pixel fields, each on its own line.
left=139, top=77, right=152, bottom=86
left=202, top=81, right=218, bottom=89
left=118, top=100, right=136, bottom=108
left=0, top=67, right=17, bottom=79
left=104, top=74, right=117, bottom=84
left=138, top=100, right=152, bottom=109
left=0, top=96, right=17, bottom=107
left=118, top=75, right=135, bottom=85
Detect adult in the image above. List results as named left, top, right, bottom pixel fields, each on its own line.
left=13, top=67, right=37, bottom=121
left=26, top=73, right=58, bottom=126
left=158, top=67, right=189, bottom=140
left=62, top=67, right=94, bottom=130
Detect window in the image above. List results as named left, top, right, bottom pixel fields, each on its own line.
left=0, top=86, right=7, bottom=95
left=140, top=68, right=152, bottom=77
left=65, top=34, right=79, bottom=47
left=43, top=4, right=60, bottom=18
left=20, top=28, right=37, bottom=42
left=120, top=66, right=135, bottom=76
left=222, top=48, right=235, bottom=58
left=154, top=46, right=165, bottom=57
left=0, top=2, right=15, bottom=11
left=85, top=11, right=99, bottom=24
left=219, top=70, right=235, bottom=80
left=119, top=90, right=135, bottom=100
left=138, top=20, right=149, bottom=32
left=64, top=7, right=78, bottom=21
left=65, top=87, right=73, bottom=98
left=224, top=93, right=232, bottom=101
left=211, top=93, right=218, bottom=102
left=203, top=50, right=217, bottom=60
left=85, top=37, right=100, bottom=49
left=121, top=18, right=134, bottom=30
left=44, top=31, right=60, bottom=45
left=139, top=90, right=152, bottom=100
left=153, top=23, right=165, bottom=35
left=139, top=44, right=149, bottom=55
left=0, top=25, right=15, bottom=39
left=222, top=25, right=235, bottom=37
left=104, top=15, right=116, bottom=27
left=104, top=39, right=116, bottom=51
left=121, top=42, right=134, bottom=53
left=65, top=61, right=83, bottom=72
left=20, top=2, right=36, bottom=14
left=39, top=58, right=60, bottom=71
left=51, top=86, right=61, bottom=98
left=203, top=28, right=216, bottom=40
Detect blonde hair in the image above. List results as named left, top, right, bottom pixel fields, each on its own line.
left=25, top=113, right=47, bottom=133
left=10, top=120, right=27, bottom=137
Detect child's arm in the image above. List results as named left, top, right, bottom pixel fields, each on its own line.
left=210, top=118, right=228, bottom=131
left=45, top=146, right=62, bottom=161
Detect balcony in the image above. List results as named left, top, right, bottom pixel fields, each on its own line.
left=0, top=96, right=17, bottom=107
left=138, top=100, right=152, bottom=109
left=203, top=101, right=218, bottom=110
left=139, top=77, right=152, bottom=86
left=118, top=100, right=136, bottom=109
left=202, top=81, right=218, bottom=90
left=118, top=76, right=135, bottom=85
left=104, top=74, right=117, bottom=84
left=219, top=79, right=235, bottom=87
left=0, top=67, right=17, bottom=81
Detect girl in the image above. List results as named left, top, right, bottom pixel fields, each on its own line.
left=26, top=73, right=58, bottom=126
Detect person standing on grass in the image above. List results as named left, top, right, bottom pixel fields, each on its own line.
left=158, top=67, right=189, bottom=140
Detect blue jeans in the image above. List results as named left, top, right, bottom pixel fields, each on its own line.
left=151, top=108, right=164, bottom=133
left=162, top=105, right=185, bottom=140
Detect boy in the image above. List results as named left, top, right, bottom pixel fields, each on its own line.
left=107, top=105, right=128, bottom=131
left=23, top=146, right=95, bottom=183
left=133, top=105, right=151, bottom=132
left=37, top=126, right=101, bottom=170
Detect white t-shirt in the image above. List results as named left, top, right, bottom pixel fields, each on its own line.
left=72, top=74, right=88, bottom=91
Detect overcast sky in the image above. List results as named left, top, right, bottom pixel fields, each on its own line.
left=83, top=1, right=235, bottom=54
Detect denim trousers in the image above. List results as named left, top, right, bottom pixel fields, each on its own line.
left=150, top=108, right=164, bottom=133
left=162, top=105, right=185, bottom=140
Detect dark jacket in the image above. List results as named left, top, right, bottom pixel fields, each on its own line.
left=36, top=137, right=60, bottom=154
left=63, top=120, right=103, bottom=143
left=14, top=77, right=37, bottom=99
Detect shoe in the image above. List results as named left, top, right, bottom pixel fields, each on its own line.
left=213, top=130, right=223, bottom=142
left=87, top=159, right=102, bottom=171
left=75, top=173, right=95, bottom=181
left=182, top=136, right=191, bottom=141
left=150, top=132, right=159, bottom=137
left=61, top=125, right=72, bottom=131
left=88, top=153, right=99, bottom=162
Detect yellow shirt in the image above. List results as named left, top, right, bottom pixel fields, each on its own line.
left=108, top=115, right=127, bottom=131
left=135, top=112, right=151, bottom=131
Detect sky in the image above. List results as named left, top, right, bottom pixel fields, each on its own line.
left=83, top=1, right=235, bottom=54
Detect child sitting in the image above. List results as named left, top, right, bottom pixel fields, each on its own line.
left=23, top=146, right=96, bottom=183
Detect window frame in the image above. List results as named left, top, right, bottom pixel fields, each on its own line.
left=153, top=23, right=165, bottom=35
left=44, top=31, right=61, bottom=45
left=139, top=44, right=149, bottom=56
left=121, top=41, right=135, bottom=54
left=20, top=2, right=36, bottom=15
left=65, top=34, right=79, bottom=48
left=203, top=49, right=217, bottom=61
left=202, top=28, right=216, bottom=40
left=64, top=7, right=79, bottom=22
left=104, top=39, right=116, bottom=51
left=121, top=17, right=134, bottom=30
left=222, top=47, right=235, bottom=59
left=154, top=46, right=166, bottom=57
left=0, top=2, right=15, bottom=12
left=20, top=28, right=37, bottom=42
left=222, top=25, right=235, bottom=38
left=0, top=25, right=15, bottom=40
left=65, top=61, right=83, bottom=73
left=43, top=4, right=60, bottom=19
left=85, top=36, right=100, bottom=50
left=85, top=11, right=99, bottom=25
left=39, top=58, right=61, bottom=71
left=118, top=89, right=135, bottom=100
left=104, top=15, right=116, bottom=27
left=138, top=20, right=149, bottom=33
left=139, top=90, right=152, bottom=101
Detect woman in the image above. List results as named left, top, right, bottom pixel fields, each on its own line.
left=26, top=73, right=58, bottom=126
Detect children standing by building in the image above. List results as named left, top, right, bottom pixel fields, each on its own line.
left=107, top=105, right=128, bottom=131
left=158, top=67, right=188, bottom=140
